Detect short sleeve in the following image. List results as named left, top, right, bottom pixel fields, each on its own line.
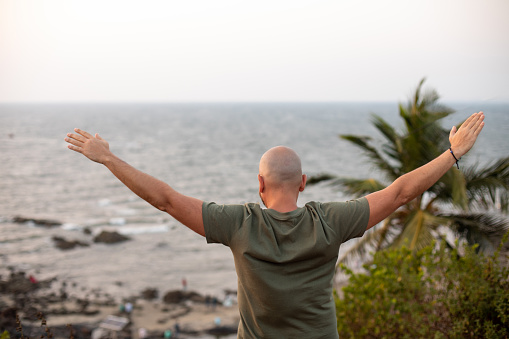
left=202, top=202, right=246, bottom=246
left=319, top=197, right=370, bottom=243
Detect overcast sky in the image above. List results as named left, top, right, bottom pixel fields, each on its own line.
left=1, top=0, right=508, bottom=103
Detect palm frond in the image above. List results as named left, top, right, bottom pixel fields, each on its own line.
left=306, top=173, right=337, bottom=185
left=418, top=90, right=454, bottom=120
left=340, top=135, right=400, bottom=179
left=443, top=212, right=509, bottom=253
left=330, top=178, right=386, bottom=198
left=406, top=78, right=454, bottom=120
left=390, top=210, right=448, bottom=251
left=410, top=78, right=427, bottom=115
left=371, top=114, right=399, bottom=145
left=370, top=114, right=404, bottom=162
left=463, top=157, right=509, bottom=213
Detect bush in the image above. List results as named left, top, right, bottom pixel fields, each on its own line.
left=335, top=237, right=509, bottom=339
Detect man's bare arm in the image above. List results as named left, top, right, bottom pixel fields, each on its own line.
left=365, top=112, right=485, bottom=230
left=65, top=128, right=205, bottom=236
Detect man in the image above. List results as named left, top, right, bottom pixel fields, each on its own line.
left=65, top=112, right=485, bottom=338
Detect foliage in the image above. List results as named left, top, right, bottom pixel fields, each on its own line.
left=310, top=78, right=509, bottom=264
left=335, top=236, right=509, bottom=339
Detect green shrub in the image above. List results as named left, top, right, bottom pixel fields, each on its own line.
left=335, top=237, right=509, bottom=339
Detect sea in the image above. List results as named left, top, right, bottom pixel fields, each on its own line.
left=1, top=102, right=507, bottom=306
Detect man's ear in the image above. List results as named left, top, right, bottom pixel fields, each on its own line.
left=258, top=174, right=265, bottom=193
left=299, top=174, right=307, bottom=192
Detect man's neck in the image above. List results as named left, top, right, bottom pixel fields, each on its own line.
left=265, top=201, right=299, bottom=213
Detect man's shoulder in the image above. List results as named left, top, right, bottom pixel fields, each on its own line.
left=203, top=201, right=262, bottom=216
left=305, top=197, right=368, bottom=206
left=203, top=201, right=260, bottom=207
left=303, top=200, right=346, bottom=209
left=203, top=201, right=261, bottom=245
left=304, top=198, right=369, bottom=214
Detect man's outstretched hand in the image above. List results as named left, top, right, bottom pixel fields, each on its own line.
left=65, top=128, right=111, bottom=164
left=449, top=111, right=485, bottom=158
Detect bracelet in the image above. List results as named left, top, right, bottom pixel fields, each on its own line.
left=449, top=147, right=460, bottom=169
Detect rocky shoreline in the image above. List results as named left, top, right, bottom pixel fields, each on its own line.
left=1, top=269, right=239, bottom=339
left=10, top=215, right=133, bottom=251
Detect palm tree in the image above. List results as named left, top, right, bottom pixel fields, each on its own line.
left=310, top=79, right=509, bottom=264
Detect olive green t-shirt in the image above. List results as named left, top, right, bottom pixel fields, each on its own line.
left=203, top=198, right=369, bottom=339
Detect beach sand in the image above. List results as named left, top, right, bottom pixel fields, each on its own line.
left=45, top=300, right=240, bottom=338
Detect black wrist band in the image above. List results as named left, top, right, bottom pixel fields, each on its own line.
left=449, top=147, right=460, bottom=169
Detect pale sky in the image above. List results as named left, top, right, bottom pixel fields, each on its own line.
left=1, top=0, right=508, bottom=103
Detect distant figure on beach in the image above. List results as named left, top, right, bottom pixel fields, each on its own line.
left=125, top=302, right=133, bottom=314
left=138, top=327, right=147, bottom=339
left=65, top=112, right=485, bottom=338
left=174, top=322, right=180, bottom=338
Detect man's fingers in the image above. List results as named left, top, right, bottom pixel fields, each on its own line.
left=449, top=125, right=457, bottom=139
left=67, top=144, right=83, bottom=153
left=66, top=133, right=87, bottom=143
left=474, top=119, right=485, bottom=136
left=65, top=136, right=84, bottom=148
left=461, top=114, right=476, bottom=130
left=466, top=112, right=484, bottom=129
left=74, top=128, right=94, bottom=139
left=469, top=112, right=485, bottom=133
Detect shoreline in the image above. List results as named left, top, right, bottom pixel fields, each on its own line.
left=0, top=270, right=239, bottom=339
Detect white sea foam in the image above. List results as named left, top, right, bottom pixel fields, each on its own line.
left=117, top=208, right=137, bottom=216
left=98, top=199, right=111, bottom=207
left=61, top=223, right=83, bottom=231
left=116, top=225, right=169, bottom=235
left=109, top=218, right=126, bottom=226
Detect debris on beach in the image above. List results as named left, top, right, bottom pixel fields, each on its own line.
left=52, top=236, right=90, bottom=250
left=12, top=216, right=62, bottom=227
left=140, top=288, right=159, bottom=300
left=93, top=230, right=130, bottom=244
left=1, top=269, right=239, bottom=339
left=163, top=290, right=205, bottom=304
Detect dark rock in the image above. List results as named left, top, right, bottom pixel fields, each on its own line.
left=141, top=288, right=158, bottom=300
left=52, top=236, right=90, bottom=250
left=82, top=309, right=100, bottom=316
left=83, top=227, right=92, bottom=235
left=0, top=307, right=17, bottom=330
left=77, top=298, right=90, bottom=312
left=206, top=325, right=237, bottom=336
left=60, top=291, right=68, bottom=300
left=13, top=216, right=62, bottom=227
left=93, top=231, right=130, bottom=244
left=13, top=321, right=93, bottom=339
left=23, top=305, right=40, bottom=321
left=0, top=271, right=38, bottom=294
left=163, top=290, right=205, bottom=304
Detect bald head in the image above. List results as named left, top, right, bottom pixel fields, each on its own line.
left=259, top=146, right=303, bottom=189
